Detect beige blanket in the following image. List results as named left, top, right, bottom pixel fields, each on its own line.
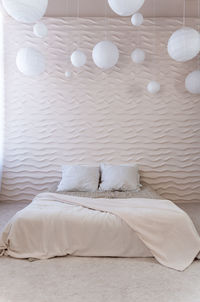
left=1, top=193, right=200, bottom=271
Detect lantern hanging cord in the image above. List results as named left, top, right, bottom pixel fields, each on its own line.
left=198, top=0, right=200, bottom=69
left=104, top=0, right=108, bottom=40
left=183, top=0, right=186, bottom=26
left=153, top=0, right=156, bottom=78
left=77, top=0, right=80, bottom=47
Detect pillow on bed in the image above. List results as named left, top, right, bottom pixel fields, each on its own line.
left=57, top=165, right=100, bottom=192
left=99, top=164, right=141, bottom=192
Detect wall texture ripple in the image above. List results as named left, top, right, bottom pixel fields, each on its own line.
left=1, top=17, right=200, bottom=203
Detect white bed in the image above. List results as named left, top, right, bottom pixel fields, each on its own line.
left=1, top=184, right=200, bottom=268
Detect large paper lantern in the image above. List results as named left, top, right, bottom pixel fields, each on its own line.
left=185, top=70, right=200, bottom=94
left=131, top=48, right=145, bottom=63
left=167, top=27, right=200, bottom=62
left=2, top=0, right=48, bottom=24
left=131, top=13, right=144, bottom=26
left=147, top=81, right=160, bottom=94
left=92, top=41, right=119, bottom=69
left=33, top=22, right=48, bottom=38
left=71, top=50, right=87, bottom=68
left=16, top=47, right=45, bottom=76
left=108, top=0, right=145, bottom=16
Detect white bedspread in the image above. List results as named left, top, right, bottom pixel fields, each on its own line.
left=1, top=193, right=200, bottom=271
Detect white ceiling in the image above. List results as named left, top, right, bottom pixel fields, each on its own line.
left=45, top=0, right=199, bottom=17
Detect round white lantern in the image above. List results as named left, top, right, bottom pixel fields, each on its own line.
left=92, top=41, right=119, bottom=69
left=108, top=0, right=145, bottom=16
left=71, top=50, right=87, bottom=68
left=185, top=70, right=200, bottom=94
left=33, top=22, right=48, bottom=38
left=167, top=27, right=200, bottom=62
left=16, top=47, right=45, bottom=76
left=131, top=13, right=144, bottom=26
left=147, top=81, right=160, bottom=94
left=131, top=48, right=145, bottom=63
left=65, top=71, right=72, bottom=78
left=2, top=0, right=48, bottom=24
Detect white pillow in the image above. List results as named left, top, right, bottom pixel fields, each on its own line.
left=57, top=165, right=100, bottom=192
left=99, top=164, right=141, bottom=192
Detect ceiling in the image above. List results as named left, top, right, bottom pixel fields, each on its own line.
left=45, top=0, right=199, bottom=17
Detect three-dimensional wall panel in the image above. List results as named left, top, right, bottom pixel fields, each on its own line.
left=1, top=17, right=200, bottom=203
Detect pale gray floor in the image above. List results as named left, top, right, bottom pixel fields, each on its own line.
left=0, top=201, right=200, bottom=302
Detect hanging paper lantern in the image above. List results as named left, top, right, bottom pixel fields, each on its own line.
left=33, top=22, right=48, bottom=38
left=92, top=41, right=119, bottom=69
left=131, top=13, right=144, bottom=26
left=167, top=27, right=200, bottom=62
left=2, top=0, right=48, bottom=24
left=185, top=70, right=200, bottom=94
left=65, top=71, right=72, bottom=78
left=147, top=81, right=160, bottom=94
left=71, top=50, right=87, bottom=68
left=108, top=0, right=145, bottom=16
left=16, top=47, right=45, bottom=76
left=131, top=48, right=145, bottom=63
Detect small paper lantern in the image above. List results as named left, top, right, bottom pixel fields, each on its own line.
left=71, top=50, right=87, bottom=68
left=131, top=13, right=144, bottom=26
left=131, top=48, right=145, bottom=63
left=185, top=70, right=200, bottom=94
left=33, top=22, right=48, bottom=38
left=16, top=47, right=45, bottom=76
left=92, top=41, right=119, bottom=69
left=147, top=81, right=160, bottom=94
left=167, top=27, right=200, bottom=62
left=108, top=0, right=145, bottom=16
left=2, top=0, right=48, bottom=24
left=65, top=71, right=72, bottom=78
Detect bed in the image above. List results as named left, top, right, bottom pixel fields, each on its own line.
left=1, top=183, right=200, bottom=271
left=47, top=183, right=200, bottom=239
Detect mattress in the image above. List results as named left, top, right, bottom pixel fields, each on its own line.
left=1, top=184, right=200, bottom=260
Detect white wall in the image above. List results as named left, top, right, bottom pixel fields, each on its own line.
left=0, top=12, right=4, bottom=191
left=0, top=16, right=200, bottom=203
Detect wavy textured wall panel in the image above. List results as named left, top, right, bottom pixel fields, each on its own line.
left=0, top=17, right=200, bottom=203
